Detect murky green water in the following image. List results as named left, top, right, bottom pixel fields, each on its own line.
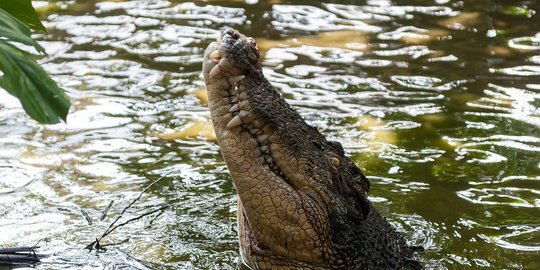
left=1, top=0, right=539, bottom=269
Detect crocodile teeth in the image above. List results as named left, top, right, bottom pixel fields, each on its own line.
left=209, top=50, right=221, bottom=61
left=260, top=145, right=268, bottom=152
left=230, top=85, right=238, bottom=95
left=227, top=115, right=242, bottom=129
left=249, top=128, right=261, bottom=135
left=257, top=134, right=269, bottom=142
left=229, top=103, right=240, bottom=112
left=219, top=57, right=232, bottom=70
left=209, top=65, right=222, bottom=78
left=266, top=157, right=274, bottom=163
left=228, top=75, right=245, bottom=86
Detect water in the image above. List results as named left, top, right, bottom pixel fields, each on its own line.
left=0, top=0, right=539, bottom=269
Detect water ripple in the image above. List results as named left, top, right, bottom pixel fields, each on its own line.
left=43, top=59, right=162, bottom=96
left=53, top=15, right=137, bottom=41
left=361, top=4, right=457, bottom=17
left=493, top=65, right=540, bottom=76
left=272, top=5, right=380, bottom=33
left=484, top=226, right=540, bottom=251
left=448, top=135, right=540, bottom=152
left=0, top=160, right=43, bottom=194
left=379, top=147, right=446, bottom=163
left=457, top=187, right=540, bottom=208
left=469, top=175, right=540, bottom=186
left=508, top=33, right=540, bottom=51
left=111, top=24, right=220, bottom=56
left=378, top=26, right=430, bottom=41
left=324, top=3, right=393, bottom=21
left=266, top=45, right=363, bottom=64
left=455, top=148, right=508, bottom=164
left=127, top=2, right=246, bottom=24
left=466, top=83, right=540, bottom=126
left=530, top=55, right=540, bottom=65
left=110, top=28, right=195, bottom=55
left=373, top=45, right=435, bottom=59
left=96, top=0, right=171, bottom=13
left=391, top=75, right=467, bottom=91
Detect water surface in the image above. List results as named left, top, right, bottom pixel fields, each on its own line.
left=1, top=0, right=539, bottom=269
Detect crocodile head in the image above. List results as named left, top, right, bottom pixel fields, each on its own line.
left=203, top=29, right=417, bottom=269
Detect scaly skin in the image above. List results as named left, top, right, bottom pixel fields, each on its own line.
left=202, top=29, right=421, bottom=269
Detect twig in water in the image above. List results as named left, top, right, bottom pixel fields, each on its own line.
left=103, top=205, right=169, bottom=237
left=0, top=242, right=42, bottom=266
left=81, top=209, right=93, bottom=225
left=100, top=200, right=114, bottom=221
left=85, top=174, right=170, bottom=251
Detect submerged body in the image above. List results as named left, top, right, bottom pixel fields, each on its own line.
left=202, top=29, right=420, bottom=269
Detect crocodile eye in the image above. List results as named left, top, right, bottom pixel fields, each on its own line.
left=246, top=38, right=260, bottom=62
left=330, top=156, right=341, bottom=168
left=248, top=38, right=258, bottom=50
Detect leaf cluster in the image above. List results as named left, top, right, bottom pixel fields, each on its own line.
left=0, top=0, right=70, bottom=124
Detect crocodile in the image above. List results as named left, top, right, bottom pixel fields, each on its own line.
left=202, top=28, right=421, bottom=270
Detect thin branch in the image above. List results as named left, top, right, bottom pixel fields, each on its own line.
left=103, top=174, right=168, bottom=237
left=85, top=173, right=170, bottom=251
left=105, top=205, right=169, bottom=238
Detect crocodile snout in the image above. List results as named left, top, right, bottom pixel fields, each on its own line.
left=222, top=28, right=242, bottom=41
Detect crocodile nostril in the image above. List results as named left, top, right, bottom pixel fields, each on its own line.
left=223, top=28, right=240, bottom=39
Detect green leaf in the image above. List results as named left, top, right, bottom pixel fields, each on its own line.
left=0, top=0, right=46, bottom=32
left=0, top=8, right=44, bottom=53
left=0, top=41, right=70, bottom=124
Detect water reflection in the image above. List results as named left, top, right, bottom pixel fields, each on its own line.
left=0, top=0, right=539, bottom=269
